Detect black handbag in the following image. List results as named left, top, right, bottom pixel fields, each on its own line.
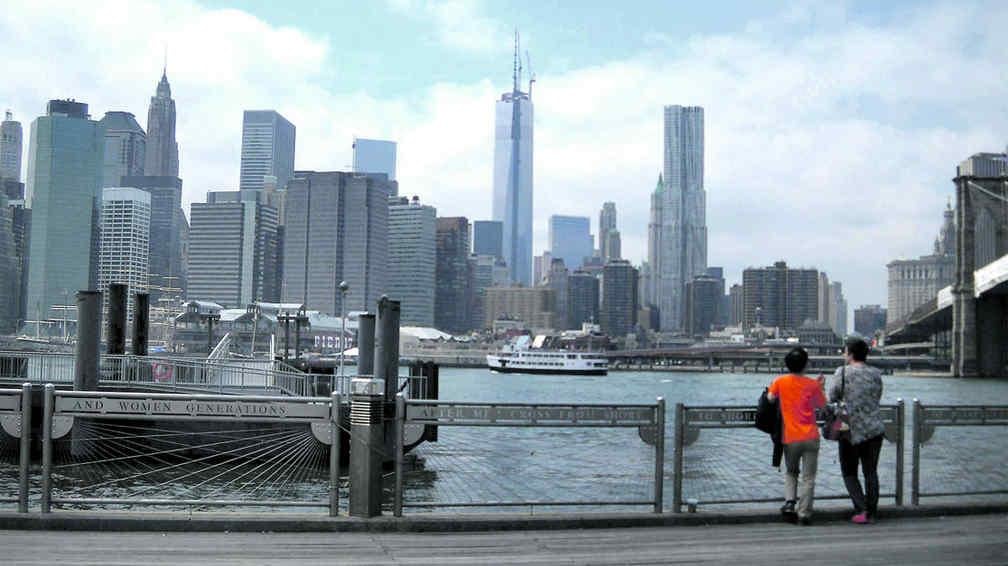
left=819, top=367, right=850, bottom=441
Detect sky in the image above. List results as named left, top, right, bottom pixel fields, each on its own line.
left=1, top=0, right=1006, bottom=319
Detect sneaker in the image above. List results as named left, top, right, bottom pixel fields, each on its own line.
left=851, top=512, right=870, bottom=524
left=780, top=500, right=797, bottom=523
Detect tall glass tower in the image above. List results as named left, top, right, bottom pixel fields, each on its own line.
left=25, top=100, right=104, bottom=324
left=1, top=110, right=22, bottom=181
left=492, top=33, right=534, bottom=286
left=239, top=110, right=295, bottom=194
left=658, top=105, right=706, bottom=332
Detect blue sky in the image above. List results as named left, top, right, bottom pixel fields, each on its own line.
left=1, top=0, right=1005, bottom=320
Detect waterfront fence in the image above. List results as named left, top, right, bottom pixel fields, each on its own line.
left=672, top=402, right=905, bottom=512
left=39, top=386, right=342, bottom=515
left=0, top=351, right=342, bottom=397
left=0, top=385, right=31, bottom=512
left=393, top=395, right=665, bottom=516
left=911, top=401, right=1008, bottom=504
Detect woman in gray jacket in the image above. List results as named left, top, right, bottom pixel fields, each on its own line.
left=830, top=336, right=884, bottom=524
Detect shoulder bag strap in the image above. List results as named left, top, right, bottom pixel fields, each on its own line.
left=841, top=366, right=846, bottom=400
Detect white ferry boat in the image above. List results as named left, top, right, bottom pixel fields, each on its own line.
left=486, top=349, right=608, bottom=375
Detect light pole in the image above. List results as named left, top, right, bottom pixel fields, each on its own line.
left=338, top=280, right=349, bottom=380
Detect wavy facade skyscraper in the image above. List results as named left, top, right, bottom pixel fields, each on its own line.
left=653, top=105, right=706, bottom=332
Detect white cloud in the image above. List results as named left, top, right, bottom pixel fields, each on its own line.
left=1, top=0, right=1005, bottom=315
left=386, top=0, right=508, bottom=53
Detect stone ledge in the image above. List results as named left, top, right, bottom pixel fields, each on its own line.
left=0, top=503, right=1006, bottom=533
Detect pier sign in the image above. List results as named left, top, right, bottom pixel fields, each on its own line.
left=0, top=390, right=20, bottom=414
left=54, top=393, right=330, bottom=422
left=405, top=402, right=656, bottom=427
left=921, top=406, right=1008, bottom=426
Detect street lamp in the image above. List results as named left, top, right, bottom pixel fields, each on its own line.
left=338, top=280, right=349, bottom=380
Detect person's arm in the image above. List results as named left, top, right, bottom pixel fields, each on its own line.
left=767, top=379, right=779, bottom=402
left=828, top=368, right=843, bottom=402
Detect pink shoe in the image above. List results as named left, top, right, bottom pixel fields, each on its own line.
left=851, top=512, right=870, bottom=524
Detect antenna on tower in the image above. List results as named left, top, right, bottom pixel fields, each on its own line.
left=512, top=29, right=520, bottom=95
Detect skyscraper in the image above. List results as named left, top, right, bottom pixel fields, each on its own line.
left=469, top=253, right=509, bottom=330
left=742, top=261, right=818, bottom=330
left=99, top=111, right=146, bottom=187
left=187, top=191, right=278, bottom=308
left=568, top=270, right=600, bottom=330
left=829, top=281, right=848, bottom=337
left=352, top=138, right=397, bottom=182
left=99, top=188, right=150, bottom=322
left=143, top=70, right=179, bottom=177
left=492, top=34, right=534, bottom=286
left=545, top=258, right=570, bottom=329
left=473, top=220, right=504, bottom=261
left=388, top=196, right=436, bottom=326
left=548, top=215, right=593, bottom=271
left=282, top=171, right=392, bottom=315
left=121, top=175, right=187, bottom=301
left=0, top=193, right=16, bottom=331
left=652, top=105, right=706, bottom=332
left=435, top=217, right=472, bottom=333
left=599, top=202, right=621, bottom=262
left=24, top=100, right=104, bottom=324
left=1, top=110, right=22, bottom=181
left=239, top=110, right=296, bottom=195
left=886, top=204, right=956, bottom=323
left=854, top=305, right=887, bottom=337
left=601, top=259, right=639, bottom=339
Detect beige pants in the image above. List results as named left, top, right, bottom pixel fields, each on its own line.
left=783, top=439, right=820, bottom=519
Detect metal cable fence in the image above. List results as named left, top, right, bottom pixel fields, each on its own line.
left=672, top=403, right=905, bottom=512
left=912, top=402, right=1008, bottom=504
left=394, top=397, right=665, bottom=515
left=39, top=387, right=341, bottom=514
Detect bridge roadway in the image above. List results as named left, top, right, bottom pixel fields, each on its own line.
left=2, top=513, right=1005, bottom=565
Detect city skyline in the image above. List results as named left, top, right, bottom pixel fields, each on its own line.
left=0, top=1, right=1006, bottom=313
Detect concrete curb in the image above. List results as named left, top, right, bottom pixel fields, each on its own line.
left=0, top=503, right=1006, bottom=533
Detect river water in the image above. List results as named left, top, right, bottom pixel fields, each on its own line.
left=2, top=367, right=1006, bottom=514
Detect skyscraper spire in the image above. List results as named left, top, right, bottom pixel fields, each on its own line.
left=145, top=67, right=179, bottom=177
left=512, top=29, right=520, bottom=95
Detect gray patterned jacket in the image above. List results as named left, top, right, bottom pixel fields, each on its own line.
left=829, top=364, right=884, bottom=445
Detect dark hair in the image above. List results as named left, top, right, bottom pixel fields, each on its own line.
left=785, top=347, right=809, bottom=373
left=846, top=337, right=869, bottom=362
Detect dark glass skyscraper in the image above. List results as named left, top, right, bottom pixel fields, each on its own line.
left=144, top=70, right=179, bottom=177
left=473, top=220, right=503, bottom=261
left=436, top=217, right=471, bottom=333
left=240, top=110, right=295, bottom=194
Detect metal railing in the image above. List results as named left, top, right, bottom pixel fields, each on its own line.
left=911, top=401, right=1008, bottom=504
left=672, top=401, right=905, bottom=512
left=0, top=384, right=31, bottom=512
left=393, top=395, right=665, bottom=516
left=0, top=351, right=344, bottom=397
left=39, top=385, right=342, bottom=515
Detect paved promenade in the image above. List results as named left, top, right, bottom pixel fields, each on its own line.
left=3, top=513, right=1006, bottom=565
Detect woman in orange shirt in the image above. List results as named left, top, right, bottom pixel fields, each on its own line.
left=767, top=347, right=827, bottom=525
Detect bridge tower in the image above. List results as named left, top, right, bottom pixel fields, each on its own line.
left=952, top=157, right=1008, bottom=377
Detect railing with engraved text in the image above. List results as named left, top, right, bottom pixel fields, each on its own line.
left=911, top=402, right=1008, bottom=504
left=393, top=396, right=666, bottom=516
left=39, top=386, right=343, bottom=516
left=673, top=402, right=905, bottom=512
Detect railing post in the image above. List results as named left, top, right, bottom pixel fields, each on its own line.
left=654, top=397, right=665, bottom=514
left=895, top=399, right=905, bottom=506
left=349, top=377, right=384, bottom=518
left=673, top=402, right=684, bottom=513
left=18, top=383, right=31, bottom=513
left=329, top=392, right=341, bottom=517
left=41, top=384, right=54, bottom=513
left=394, top=392, right=405, bottom=517
left=911, top=399, right=921, bottom=506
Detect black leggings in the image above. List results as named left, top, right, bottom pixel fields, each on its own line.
left=839, top=434, right=884, bottom=514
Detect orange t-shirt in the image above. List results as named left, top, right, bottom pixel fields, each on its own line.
left=768, top=374, right=827, bottom=444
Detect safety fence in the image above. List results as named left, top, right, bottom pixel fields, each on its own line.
left=0, top=385, right=30, bottom=512
left=393, top=396, right=665, bottom=516
left=38, top=386, right=341, bottom=515
left=0, top=351, right=343, bottom=397
left=911, top=401, right=1008, bottom=504
left=672, top=402, right=905, bottom=512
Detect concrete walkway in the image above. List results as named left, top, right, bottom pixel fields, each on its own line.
left=2, top=513, right=1006, bottom=565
